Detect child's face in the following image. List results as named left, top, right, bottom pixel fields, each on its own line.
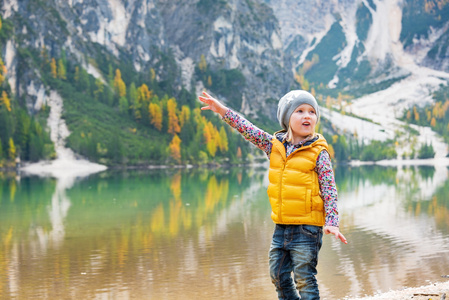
left=289, top=104, right=317, bottom=141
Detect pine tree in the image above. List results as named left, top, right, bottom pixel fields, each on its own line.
left=94, top=79, right=104, bottom=101
left=119, top=96, right=129, bottom=115
left=199, top=54, right=207, bottom=72
left=128, top=82, right=138, bottom=106
left=74, top=66, right=80, bottom=82
left=40, top=46, right=49, bottom=68
left=77, top=67, right=90, bottom=92
left=15, top=110, right=30, bottom=158
left=29, top=121, right=44, bottom=162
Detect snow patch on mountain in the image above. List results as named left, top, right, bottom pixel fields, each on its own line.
left=334, top=0, right=359, bottom=69
left=362, top=0, right=402, bottom=62
left=321, top=107, right=391, bottom=142
left=321, top=0, right=449, bottom=159
left=22, top=91, right=107, bottom=179
left=342, top=68, right=449, bottom=158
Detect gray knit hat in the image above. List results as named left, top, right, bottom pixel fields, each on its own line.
left=277, top=90, right=320, bottom=130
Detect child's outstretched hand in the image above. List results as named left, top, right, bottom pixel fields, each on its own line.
left=324, top=226, right=348, bottom=244
left=199, top=91, right=228, bottom=117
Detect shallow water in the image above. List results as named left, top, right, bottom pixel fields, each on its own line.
left=1, top=165, right=448, bottom=299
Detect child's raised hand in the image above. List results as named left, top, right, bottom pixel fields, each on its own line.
left=324, top=226, right=348, bottom=244
left=199, top=91, right=228, bottom=116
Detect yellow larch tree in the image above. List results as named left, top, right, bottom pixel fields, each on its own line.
left=150, top=68, right=156, bottom=82
left=179, top=105, right=191, bottom=128
left=204, top=121, right=219, bottom=157
left=0, top=57, right=6, bottom=85
left=138, top=83, right=152, bottom=103
left=135, top=83, right=152, bottom=121
left=57, top=59, right=66, bottom=80
left=114, top=69, right=126, bottom=97
left=50, top=58, right=57, bottom=78
left=326, top=96, right=333, bottom=109
left=167, top=98, right=181, bottom=134
left=236, top=147, right=242, bottom=159
left=169, top=134, right=182, bottom=163
left=413, top=106, right=420, bottom=121
left=149, top=102, right=163, bottom=131
left=0, top=91, right=11, bottom=111
left=406, top=110, right=412, bottom=120
left=430, top=117, right=436, bottom=127
left=207, top=75, right=212, bottom=86
left=8, top=138, right=16, bottom=160
left=218, top=126, right=228, bottom=152
left=203, top=121, right=212, bottom=144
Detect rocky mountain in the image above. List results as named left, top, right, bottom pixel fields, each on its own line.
left=1, top=0, right=449, bottom=165
left=3, top=0, right=449, bottom=114
left=2, top=0, right=291, bottom=122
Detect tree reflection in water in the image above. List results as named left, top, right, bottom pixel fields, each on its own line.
left=0, top=164, right=448, bottom=299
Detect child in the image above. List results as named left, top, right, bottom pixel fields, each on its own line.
left=199, top=90, right=347, bottom=300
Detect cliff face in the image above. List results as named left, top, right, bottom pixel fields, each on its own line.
left=266, top=0, right=449, bottom=92
left=2, top=0, right=449, bottom=117
left=2, top=0, right=291, bottom=122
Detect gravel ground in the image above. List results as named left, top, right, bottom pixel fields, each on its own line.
left=344, top=280, right=449, bottom=300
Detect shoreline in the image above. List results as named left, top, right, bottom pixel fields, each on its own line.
left=344, top=279, right=449, bottom=300
left=1, top=157, right=449, bottom=178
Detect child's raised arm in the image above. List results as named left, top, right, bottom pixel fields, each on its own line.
left=199, top=91, right=228, bottom=117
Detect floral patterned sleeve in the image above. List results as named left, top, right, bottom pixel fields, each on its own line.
left=315, top=150, right=340, bottom=227
left=222, top=109, right=273, bottom=156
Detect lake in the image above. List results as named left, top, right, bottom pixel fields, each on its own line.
left=1, top=164, right=448, bottom=299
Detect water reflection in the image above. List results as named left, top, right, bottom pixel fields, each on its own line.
left=0, top=165, right=448, bottom=299
left=327, top=164, right=449, bottom=299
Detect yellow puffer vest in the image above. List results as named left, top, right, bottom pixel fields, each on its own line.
left=267, top=133, right=329, bottom=226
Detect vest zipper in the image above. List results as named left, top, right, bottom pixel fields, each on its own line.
left=278, top=162, right=285, bottom=223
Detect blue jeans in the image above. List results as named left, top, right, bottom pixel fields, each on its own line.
left=269, top=224, right=323, bottom=300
